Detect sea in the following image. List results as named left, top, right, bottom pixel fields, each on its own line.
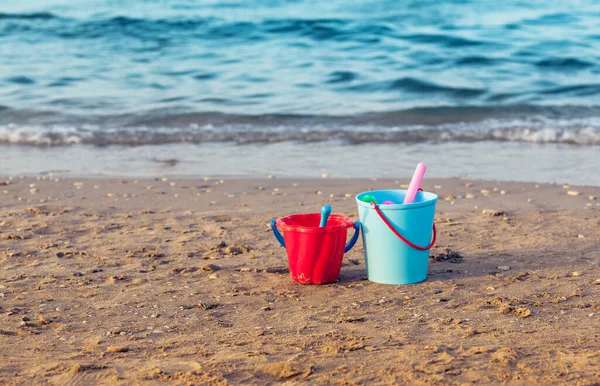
left=1, top=0, right=600, bottom=184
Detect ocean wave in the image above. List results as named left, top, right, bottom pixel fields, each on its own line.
left=0, top=14, right=378, bottom=43
left=0, top=12, right=56, bottom=20
left=400, top=33, right=484, bottom=47
left=534, top=58, right=595, bottom=70
left=2, top=117, right=600, bottom=147
left=2, top=1, right=600, bottom=116
left=540, top=84, right=600, bottom=97
left=345, top=77, right=486, bottom=98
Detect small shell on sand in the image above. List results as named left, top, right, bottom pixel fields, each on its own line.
left=482, top=209, right=505, bottom=217
left=578, top=234, right=585, bottom=239
left=516, top=307, right=531, bottom=318
left=562, top=184, right=570, bottom=189
left=466, top=193, right=475, bottom=199
left=572, top=271, right=582, bottom=277
left=444, top=194, right=455, bottom=201
left=500, top=190, right=507, bottom=195
left=201, top=264, right=221, bottom=271
left=497, top=266, right=510, bottom=271
left=480, top=189, right=490, bottom=195
left=465, top=183, right=473, bottom=188
left=589, top=196, right=597, bottom=201
left=567, top=191, right=580, bottom=196
left=400, top=184, right=409, bottom=189
left=107, top=346, right=129, bottom=353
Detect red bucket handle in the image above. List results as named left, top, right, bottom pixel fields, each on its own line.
left=369, top=189, right=436, bottom=251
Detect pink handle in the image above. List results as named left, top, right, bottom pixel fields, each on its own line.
left=403, top=162, right=426, bottom=204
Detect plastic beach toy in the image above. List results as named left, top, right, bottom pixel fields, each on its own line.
left=271, top=210, right=361, bottom=284
left=320, top=204, right=332, bottom=227
left=361, top=194, right=378, bottom=204
left=356, top=189, right=437, bottom=284
left=403, top=162, right=427, bottom=204
left=381, top=200, right=395, bottom=205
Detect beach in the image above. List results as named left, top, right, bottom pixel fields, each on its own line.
left=1, top=176, right=599, bottom=385
left=3, top=0, right=600, bottom=384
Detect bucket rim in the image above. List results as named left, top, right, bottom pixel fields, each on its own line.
left=355, top=189, right=438, bottom=210
left=276, top=213, right=354, bottom=233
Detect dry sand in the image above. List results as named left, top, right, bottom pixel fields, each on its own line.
left=1, top=176, right=599, bottom=385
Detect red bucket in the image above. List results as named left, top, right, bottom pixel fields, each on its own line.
left=271, top=214, right=360, bottom=284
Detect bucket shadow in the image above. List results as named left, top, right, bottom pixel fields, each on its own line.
left=336, top=246, right=597, bottom=285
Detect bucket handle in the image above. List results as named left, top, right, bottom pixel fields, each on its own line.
left=370, top=202, right=436, bottom=251
left=270, top=219, right=286, bottom=247
left=270, top=219, right=361, bottom=253
left=344, top=222, right=361, bottom=253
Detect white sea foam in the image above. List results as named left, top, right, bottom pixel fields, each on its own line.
left=2, top=117, right=600, bottom=146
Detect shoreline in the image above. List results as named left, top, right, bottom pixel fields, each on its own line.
left=1, top=176, right=599, bottom=384
left=2, top=141, right=600, bottom=186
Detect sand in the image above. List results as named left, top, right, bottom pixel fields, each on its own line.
left=1, top=176, right=599, bottom=385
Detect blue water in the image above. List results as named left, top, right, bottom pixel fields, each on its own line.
left=3, top=0, right=600, bottom=115
left=1, top=1, right=600, bottom=184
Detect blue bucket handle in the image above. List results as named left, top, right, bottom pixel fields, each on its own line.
left=344, top=221, right=361, bottom=253
left=271, top=219, right=361, bottom=252
left=271, top=219, right=285, bottom=247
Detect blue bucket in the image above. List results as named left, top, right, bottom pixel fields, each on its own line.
left=356, top=190, right=438, bottom=285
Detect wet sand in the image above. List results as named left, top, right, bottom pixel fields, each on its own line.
left=1, top=176, right=599, bottom=385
